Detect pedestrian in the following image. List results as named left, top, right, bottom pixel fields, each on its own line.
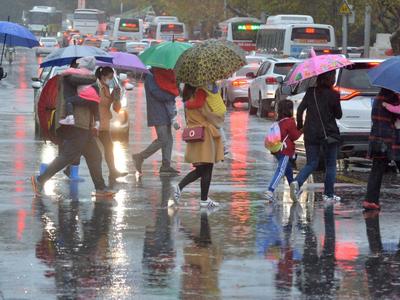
left=132, top=67, right=180, bottom=177
left=95, top=66, right=128, bottom=184
left=290, top=71, right=343, bottom=202
left=265, top=100, right=302, bottom=202
left=363, top=88, right=400, bottom=210
left=31, top=57, right=114, bottom=197
left=168, top=84, right=224, bottom=209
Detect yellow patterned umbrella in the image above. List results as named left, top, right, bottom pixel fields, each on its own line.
left=175, top=40, right=246, bottom=86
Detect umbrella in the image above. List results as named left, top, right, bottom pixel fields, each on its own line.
left=175, top=40, right=246, bottom=87
left=139, top=41, right=192, bottom=69
left=203, top=39, right=247, bottom=60
left=367, top=56, right=398, bottom=92
left=97, top=52, right=149, bottom=73
left=0, top=21, right=39, bottom=48
left=40, top=45, right=113, bottom=68
left=285, top=49, right=353, bottom=86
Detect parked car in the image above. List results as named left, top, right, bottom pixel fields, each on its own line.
left=31, top=67, right=134, bottom=140
left=248, top=57, right=299, bottom=117
left=245, top=54, right=268, bottom=65
left=126, top=42, right=148, bottom=55
left=275, top=59, right=383, bottom=159
left=220, top=64, right=259, bottom=107
left=35, top=37, right=59, bottom=57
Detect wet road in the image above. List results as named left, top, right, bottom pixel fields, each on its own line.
left=0, top=50, right=400, bottom=299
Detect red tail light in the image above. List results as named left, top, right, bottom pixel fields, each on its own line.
left=232, top=79, right=248, bottom=87
left=265, top=77, right=278, bottom=84
left=334, top=86, right=361, bottom=100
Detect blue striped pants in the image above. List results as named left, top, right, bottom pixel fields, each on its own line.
left=268, top=154, right=294, bottom=192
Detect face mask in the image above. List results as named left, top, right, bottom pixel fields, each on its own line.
left=105, top=78, right=112, bottom=85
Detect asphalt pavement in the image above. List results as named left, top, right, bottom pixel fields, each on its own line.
left=0, top=49, right=399, bottom=299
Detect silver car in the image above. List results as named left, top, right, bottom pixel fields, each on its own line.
left=35, top=37, right=59, bottom=57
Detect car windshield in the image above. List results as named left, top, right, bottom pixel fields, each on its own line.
left=274, top=63, right=296, bottom=76
left=235, top=65, right=259, bottom=77
left=338, top=62, right=381, bottom=94
left=41, top=38, right=57, bottom=43
left=112, top=42, right=127, bottom=51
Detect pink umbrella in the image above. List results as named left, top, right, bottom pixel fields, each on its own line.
left=286, top=49, right=352, bottom=85
left=97, top=52, right=149, bottom=74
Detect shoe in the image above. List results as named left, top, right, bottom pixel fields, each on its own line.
left=362, top=201, right=380, bottom=210
left=93, top=188, right=116, bottom=198
left=290, top=181, right=300, bottom=201
left=31, top=176, right=43, bottom=196
left=110, top=171, right=128, bottom=180
left=59, top=115, right=75, bottom=125
left=159, top=166, right=180, bottom=177
left=264, top=190, right=275, bottom=203
left=200, top=198, right=220, bottom=209
left=323, top=194, right=341, bottom=202
left=132, top=154, right=144, bottom=174
left=168, top=185, right=181, bottom=207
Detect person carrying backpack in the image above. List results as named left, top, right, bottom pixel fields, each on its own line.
left=265, top=100, right=302, bottom=202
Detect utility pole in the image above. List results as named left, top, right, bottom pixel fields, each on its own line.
left=342, top=14, right=348, bottom=55
left=363, top=5, right=371, bottom=58
left=224, top=0, right=227, bottom=20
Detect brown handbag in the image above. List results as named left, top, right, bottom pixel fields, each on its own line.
left=182, top=127, right=205, bottom=143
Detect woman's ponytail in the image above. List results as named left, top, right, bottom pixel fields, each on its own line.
left=95, top=67, right=103, bottom=79
left=95, top=66, right=114, bottom=80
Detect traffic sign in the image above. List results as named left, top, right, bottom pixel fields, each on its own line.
left=339, top=2, right=352, bottom=15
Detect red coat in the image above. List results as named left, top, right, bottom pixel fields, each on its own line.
left=279, top=117, right=302, bottom=157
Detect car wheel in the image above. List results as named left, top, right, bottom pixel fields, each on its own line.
left=248, top=99, right=257, bottom=115
left=257, top=96, right=267, bottom=118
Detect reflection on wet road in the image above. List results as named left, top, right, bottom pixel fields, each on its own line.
left=0, top=50, right=399, bottom=299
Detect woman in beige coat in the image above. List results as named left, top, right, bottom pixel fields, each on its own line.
left=169, top=85, right=224, bottom=209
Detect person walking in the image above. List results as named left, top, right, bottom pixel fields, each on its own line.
left=168, top=84, right=224, bottom=209
left=289, top=71, right=343, bottom=202
left=95, top=66, right=128, bottom=185
left=31, top=57, right=114, bottom=197
left=132, top=67, right=180, bottom=177
left=363, top=88, right=400, bottom=210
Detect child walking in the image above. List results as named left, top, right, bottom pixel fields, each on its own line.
left=265, top=100, right=302, bottom=202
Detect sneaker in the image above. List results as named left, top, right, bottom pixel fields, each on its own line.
left=93, top=188, right=116, bottom=198
left=323, top=194, right=341, bottom=202
left=132, top=154, right=144, bottom=174
left=168, top=185, right=181, bottom=207
left=290, top=181, right=300, bottom=201
left=59, top=115, right=75, bottom=125
left=362, top=201, right=380, bottom=210
left=264, top=190, right=275, bottom=203
left=159, top=166, right=180, bottom=177
left=31, top=175, right=43, bottom=196
left=200, top=198, right=220, bottom=209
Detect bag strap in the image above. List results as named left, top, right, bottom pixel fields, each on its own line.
left=313, top=88, right=328, bottom=139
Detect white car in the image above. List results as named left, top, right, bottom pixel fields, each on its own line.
left=35, top=37, right=59, bottom=56
left=126, top=42, right=148, bottom=55
left=248, top=58, right=299, bottom=118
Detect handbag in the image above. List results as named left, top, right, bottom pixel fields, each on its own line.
left=313, top=88, right=341, bottom=145
left=182, top=126, right=205, bottom=143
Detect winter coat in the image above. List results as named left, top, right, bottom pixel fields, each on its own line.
left=144, top=73, right=177, bottom=127
left=297, top=87, right=342, bottom=145
left=278, top=117, right=302, bottom=157
left=184, top=100, right=224, bottom=165
left=98, top=81, right=121, bottom=131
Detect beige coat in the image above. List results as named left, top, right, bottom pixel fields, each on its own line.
left=98, top=82, right=121, bottom=131
left=184, top=102, right=224, bottom=164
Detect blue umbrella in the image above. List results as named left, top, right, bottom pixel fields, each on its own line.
left=368, top=57, right=400, bottom=93
left=0, top=21, right=39, bottom=48
left=40, top=45, right=113, bottom=68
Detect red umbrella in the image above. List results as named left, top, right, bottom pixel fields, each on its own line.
left=37, top=75, right=59, bottom=143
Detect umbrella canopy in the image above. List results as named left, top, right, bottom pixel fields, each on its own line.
left=367, top=57, right=398, bottom=92
left=285, top=49, right=353, bottom=86
left=139, top=41, right=192, bottom=69
left=0, top=21, right=39, bottom=48
left=97, top=52, right=149, bottom=73
left=40, top=45, right=112, bottom=68
left=175, top=40, right=246, bottom=87
left=38, top=75, right=59, bottom=143
left=203, top=39, right=247, bottom=60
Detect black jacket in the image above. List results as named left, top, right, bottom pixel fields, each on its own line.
left=297, top=87, right=342, bottom=145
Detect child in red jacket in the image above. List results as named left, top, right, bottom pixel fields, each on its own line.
left=266, top=100, right=302, bottom=202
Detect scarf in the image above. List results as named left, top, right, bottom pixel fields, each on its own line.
left=152, top=67, right=180, bottom=97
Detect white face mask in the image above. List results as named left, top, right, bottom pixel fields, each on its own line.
left=105, top=78, right=112, bottom=85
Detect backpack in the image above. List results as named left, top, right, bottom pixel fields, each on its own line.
left=265, top=120, right=288, bottom=153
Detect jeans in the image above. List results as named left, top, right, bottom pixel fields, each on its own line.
left=268, top=154, right=293, bottom=192
left=38, top=127, right=106, bottom=190
left=366, top=158, right=388, bottom=204
left=295, top=142, right=338, bottom=197
left=139, top=125, right=173, bottom=166
left=98, top=130, right=117, bottom=175
left=179, top=163, right=214, bottom=200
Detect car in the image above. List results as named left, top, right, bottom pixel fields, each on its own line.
left=108, top=40, right=128, bottom=52
left=31, top=67, right=134, bottom=140
left=126, top=42, right=148, bottom=55
left=100, top=39, right=111, bottom=51
left=245, top=54, right=268, bottom=65
left=141, top=39, right=162, bottom=48
left=220, top=64, right=260, bottom=107
left=82, top=38, right=102, bottom=48
left=35, top=37, right=59, bottom=56
left=275, top=58, right=383, bottom=159
left=248, top=57, right=299, bottom=118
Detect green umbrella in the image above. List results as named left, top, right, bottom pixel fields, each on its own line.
left=139, top=41, right=192, bottom=70
left=175, top=40, right=246, bottom=87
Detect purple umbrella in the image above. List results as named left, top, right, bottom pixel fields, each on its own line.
left=97, top=52, right=149, bottom=73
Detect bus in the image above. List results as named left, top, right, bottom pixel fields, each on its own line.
left=73, top=9, right=106, bottom=35
left=256, top=15, right=336, bottom=58
left=113, top=18, right=144, bottom=40
left=217, top=17, right=261, bottom=51
left=146, top=22, right=187, bottom=41
left=26, top=6, right=62, bottom=35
